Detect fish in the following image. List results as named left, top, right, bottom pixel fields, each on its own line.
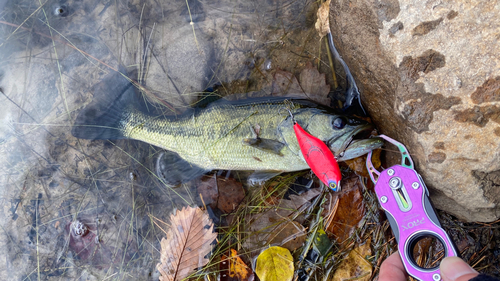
left=72, top=73, right=383, bottom=185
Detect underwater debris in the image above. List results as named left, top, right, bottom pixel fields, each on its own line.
left=70, top=220, right=89, bottom=237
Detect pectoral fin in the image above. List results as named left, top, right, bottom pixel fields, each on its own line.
left=243, top=138, right=285, bottom=156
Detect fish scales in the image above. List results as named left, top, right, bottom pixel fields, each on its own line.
left=122, top=101, right=309, bottom=171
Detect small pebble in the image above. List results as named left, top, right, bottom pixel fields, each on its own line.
left=263, top=59, right=272, bottom=70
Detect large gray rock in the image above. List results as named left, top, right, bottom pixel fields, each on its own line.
left=329, top=0, right=500, bottom=222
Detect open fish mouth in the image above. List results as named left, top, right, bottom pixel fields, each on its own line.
left=331, top=124, right=384, bottom=161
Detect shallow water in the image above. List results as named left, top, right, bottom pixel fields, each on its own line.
left=0, top=0, right=328, bottom=279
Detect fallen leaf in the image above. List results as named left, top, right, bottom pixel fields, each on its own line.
left=345, top=148, right=382, bottom=178
left=255, top=246, right=294, bottom=281
left=370, top=148, right=382, bottom=169
left=197, top=175, right=219, bottom=208
left=331, top=238, right=372, bottom=281
left=344, top=156, right=370, bottom=178
left=322, top=192, right=340, bottom=235
left=315, top=0, right=331, bottom=39
left=325, top=177, right=365, bottom=243
left=66, top=218, right=129, bottom=270
left=220, top=249, right=253, bottom=281
left=197, top=174, right=246, bottom=214
left=157, top=206, right=218, bottom=281
left=217, top=177, right=246, bottom=213
left=299, top=62, right=331, bottom=106
left=281, top=188, right=323, bottom=218
left=268, top=221, right=307, bottom=251
left=243, top=188, right=321, bottom=254
left=312, top=229, right=333, bottom=257
left=272, top=70, right=303, bottom=96
left=271, top=66, right=331, bottom=107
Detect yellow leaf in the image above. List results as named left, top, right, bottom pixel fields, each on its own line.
left=156, top=206, right=218, bottom=281
left=331, top=238, right=372, bottom=281
left=255, top=246, right=294, bottom=281
left=315, top=0, right=331, bottom=39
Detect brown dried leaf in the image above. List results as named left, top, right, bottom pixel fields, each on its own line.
left=217, top=178, right=246, bottom=214
left=272, top=70, right=303, bottom=96
left=344, top=156, right=370, bottom=178
left=197, top=175, right=219, bottom=208
left=325, top=177, right=365, bottom=243
left=269, top=221, right=307, bottom=251
left=243, top=188, right=321, bottom=255
left=315, top=0, right=331, bottom=39
left=298, top=62, right=331, bottom=106
left=157, top=206, right=218, bottom=281
left=197, top=174, right=246, bottom=214
left=331, top=238, right=372, bottom=281
left=271, top=65, right=331, bottom=107
left=345, top=148, right=382, bottom=178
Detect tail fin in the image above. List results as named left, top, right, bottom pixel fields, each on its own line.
left=72, top=72, right=135, bottom=140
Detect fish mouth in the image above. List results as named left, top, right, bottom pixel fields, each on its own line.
left=330, top=124, right=384, bottom=161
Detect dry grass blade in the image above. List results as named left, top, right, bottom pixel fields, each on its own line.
left=157, top=206, right=218, bottom=281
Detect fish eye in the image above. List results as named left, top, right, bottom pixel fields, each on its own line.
left=332, top=117, right=346, bottom=129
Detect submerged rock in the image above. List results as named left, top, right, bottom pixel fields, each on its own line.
left=329, top=0, right=500, bottom=222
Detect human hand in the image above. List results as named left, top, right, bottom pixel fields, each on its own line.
left=379, top=252, right=479, bottom=281
left=378, top=251, right=407, bottom=281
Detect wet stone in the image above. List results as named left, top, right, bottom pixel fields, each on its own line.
left=328, top=0, right=500, bottom=221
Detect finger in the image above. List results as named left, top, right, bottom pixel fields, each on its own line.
left=379, top=251, right=408, bottom=281
left=440, top=256, right=479, bottom=281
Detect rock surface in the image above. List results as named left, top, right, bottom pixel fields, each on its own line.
left=329, top=0, right=500, bottom=222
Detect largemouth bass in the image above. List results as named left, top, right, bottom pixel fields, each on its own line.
left=72, top=75, right=383, bottom=184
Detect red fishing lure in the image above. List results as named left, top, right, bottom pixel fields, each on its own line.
left=293, top=122, right=342, bottom=191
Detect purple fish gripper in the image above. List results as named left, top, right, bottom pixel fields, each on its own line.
left=366, top=135, right=458, bottom=281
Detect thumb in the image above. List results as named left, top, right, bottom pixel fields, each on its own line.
left=440, top=257, right=479, bottom=281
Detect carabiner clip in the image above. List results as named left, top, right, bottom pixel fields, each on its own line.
left=366, top=135, right=414, bottom=184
